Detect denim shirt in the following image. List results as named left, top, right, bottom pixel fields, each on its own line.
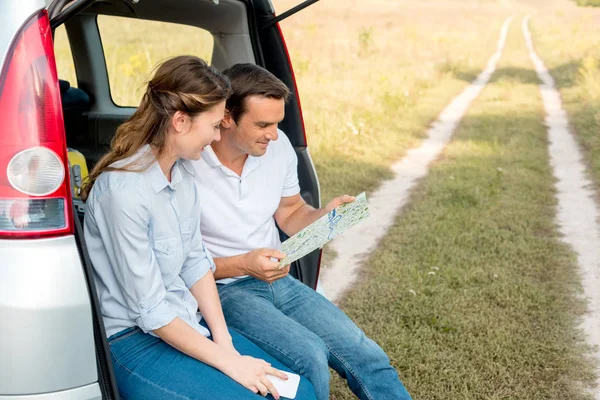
left=84, top=146, right=216, bottom=338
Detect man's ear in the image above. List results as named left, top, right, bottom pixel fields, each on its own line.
left=221, top=110, right=235, bottom=129
left=171, top=110, right=187, bottom=133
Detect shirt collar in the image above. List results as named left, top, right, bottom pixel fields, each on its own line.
left=202, top=145, right=260, bottom=178
left=140, top=148, right=194, bottom=193
left=241, top=156, right=260, bottom=179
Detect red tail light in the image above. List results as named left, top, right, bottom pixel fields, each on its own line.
left=275, top=22, right=308, bottom=145
left=0, top=11, right=74, bottom=238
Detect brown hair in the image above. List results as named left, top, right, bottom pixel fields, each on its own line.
left=81, top=55, right=231, bottom=201
left=222, top=63, right=290, bottom=123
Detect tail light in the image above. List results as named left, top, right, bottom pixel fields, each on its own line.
left=0, top=11, right=74, bottom=238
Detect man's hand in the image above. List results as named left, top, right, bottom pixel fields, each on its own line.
left=243, top=248, right=290, bottom=283
left=324, top=194, right=356, bottom=213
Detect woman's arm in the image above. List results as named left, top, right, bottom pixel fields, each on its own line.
left=155, top=317, right=286, bottom=398
left=154, top=316, right=234, bottom=369
left=189, top=271, right=236, bottom=353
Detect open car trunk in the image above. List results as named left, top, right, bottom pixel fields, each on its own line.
left=52, top=0, right=323, bottom=290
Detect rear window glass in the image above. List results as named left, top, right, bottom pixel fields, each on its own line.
left=53, top=25, right=78, bottom=87
left=97, top=16, right=214, bottom=107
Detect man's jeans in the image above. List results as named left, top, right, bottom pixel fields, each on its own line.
left=218, top=275, right=412, bottom=400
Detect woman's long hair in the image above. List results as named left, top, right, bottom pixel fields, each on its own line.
left=80, top=55, right=231, bottom=201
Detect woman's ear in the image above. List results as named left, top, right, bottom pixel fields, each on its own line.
left=171, top=111, right=188, bottom=133
left=221, top=110, right=235, bottom=129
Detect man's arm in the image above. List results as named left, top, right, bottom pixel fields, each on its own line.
left=274, top=193, right=355, bottom=237
left=211, top=193, right=353, bottom=283
left=212, top=253, right=249, bottom=280
left=213, top=249, right=290, bottom=283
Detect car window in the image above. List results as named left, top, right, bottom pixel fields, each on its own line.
left=97, top=16, right=214, bottom=107
left=53, top=25, right=78, bottom=87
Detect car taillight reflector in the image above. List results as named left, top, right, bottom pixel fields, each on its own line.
left=0, top=11, right=73, bottom=238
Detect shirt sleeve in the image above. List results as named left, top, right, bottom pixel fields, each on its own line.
left=179, top=211, right=216, bottom=289
left=281, top=131, right=301, bottom=197
left=94, top=189, right=177, bottom=333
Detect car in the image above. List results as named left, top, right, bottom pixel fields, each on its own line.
left=0, top=0, right=321, bottom=398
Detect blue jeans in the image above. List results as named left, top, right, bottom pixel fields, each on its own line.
left=108, top=323, right=317, bottom=399
left=218, top=276, right=412, bottom=400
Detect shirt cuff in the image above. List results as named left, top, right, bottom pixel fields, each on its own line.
left=136, top=298, right=177, bottom=333
left=180, top=244, right=216, bottom=289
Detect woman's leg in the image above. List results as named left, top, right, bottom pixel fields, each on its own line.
left=109, top=327, right=264, bottom=400
left=108, top=326, right=316, bottom=400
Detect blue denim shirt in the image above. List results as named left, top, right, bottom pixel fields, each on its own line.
left=84, top=146, right=215, bottom=338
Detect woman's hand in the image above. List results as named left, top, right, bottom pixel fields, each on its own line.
left=222, top=355, right=288, bottom=399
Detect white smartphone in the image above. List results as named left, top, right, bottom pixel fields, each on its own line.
left=266, top=371, right=301, bottom=399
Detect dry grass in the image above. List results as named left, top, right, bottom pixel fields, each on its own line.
left=273, top=0, right=518, bottom=202
left=327, top=12, right=597, bottom=398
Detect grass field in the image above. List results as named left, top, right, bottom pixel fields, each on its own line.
left=328, top=14, right=597, bottom=399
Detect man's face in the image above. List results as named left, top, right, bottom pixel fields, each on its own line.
left=230, top=96, right=285, bottom=157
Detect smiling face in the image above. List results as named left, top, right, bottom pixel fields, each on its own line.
left=170, top=101, right=226, bottom=160
left=224, top=95, right=285, bottom=157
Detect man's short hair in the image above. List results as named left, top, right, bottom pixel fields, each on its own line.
left=222, top=63, right=291, bottom=123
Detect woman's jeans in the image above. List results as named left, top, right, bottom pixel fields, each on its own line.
left=108, top=324, right=316, bottom=400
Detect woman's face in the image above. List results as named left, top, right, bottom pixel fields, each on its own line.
left=172, top=101, right=226, bottom=160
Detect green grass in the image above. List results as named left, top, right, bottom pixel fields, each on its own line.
left=329, top=16, right=596, bottom=399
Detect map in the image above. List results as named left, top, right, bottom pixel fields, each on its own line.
left=279, top=192, right=369, bottom=268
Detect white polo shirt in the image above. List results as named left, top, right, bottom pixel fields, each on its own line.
left=192, top=130, right=300, bottom=284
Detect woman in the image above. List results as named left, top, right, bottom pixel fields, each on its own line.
left=81, top=55, right=316, bottom=400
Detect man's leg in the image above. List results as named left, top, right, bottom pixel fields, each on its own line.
left=273, top=276, right=412, bottom=400
left=218, top=278, right=332, bottom=400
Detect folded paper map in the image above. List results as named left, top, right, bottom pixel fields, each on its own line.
left=279, top=192, right=369, bottom=268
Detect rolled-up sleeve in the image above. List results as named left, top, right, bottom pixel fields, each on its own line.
left=95, top=189, right=177, bottom=333
left=180, top=213, right=216, bottom=289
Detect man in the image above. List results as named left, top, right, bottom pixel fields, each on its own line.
left=192, top=63, right=411, bottom=400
